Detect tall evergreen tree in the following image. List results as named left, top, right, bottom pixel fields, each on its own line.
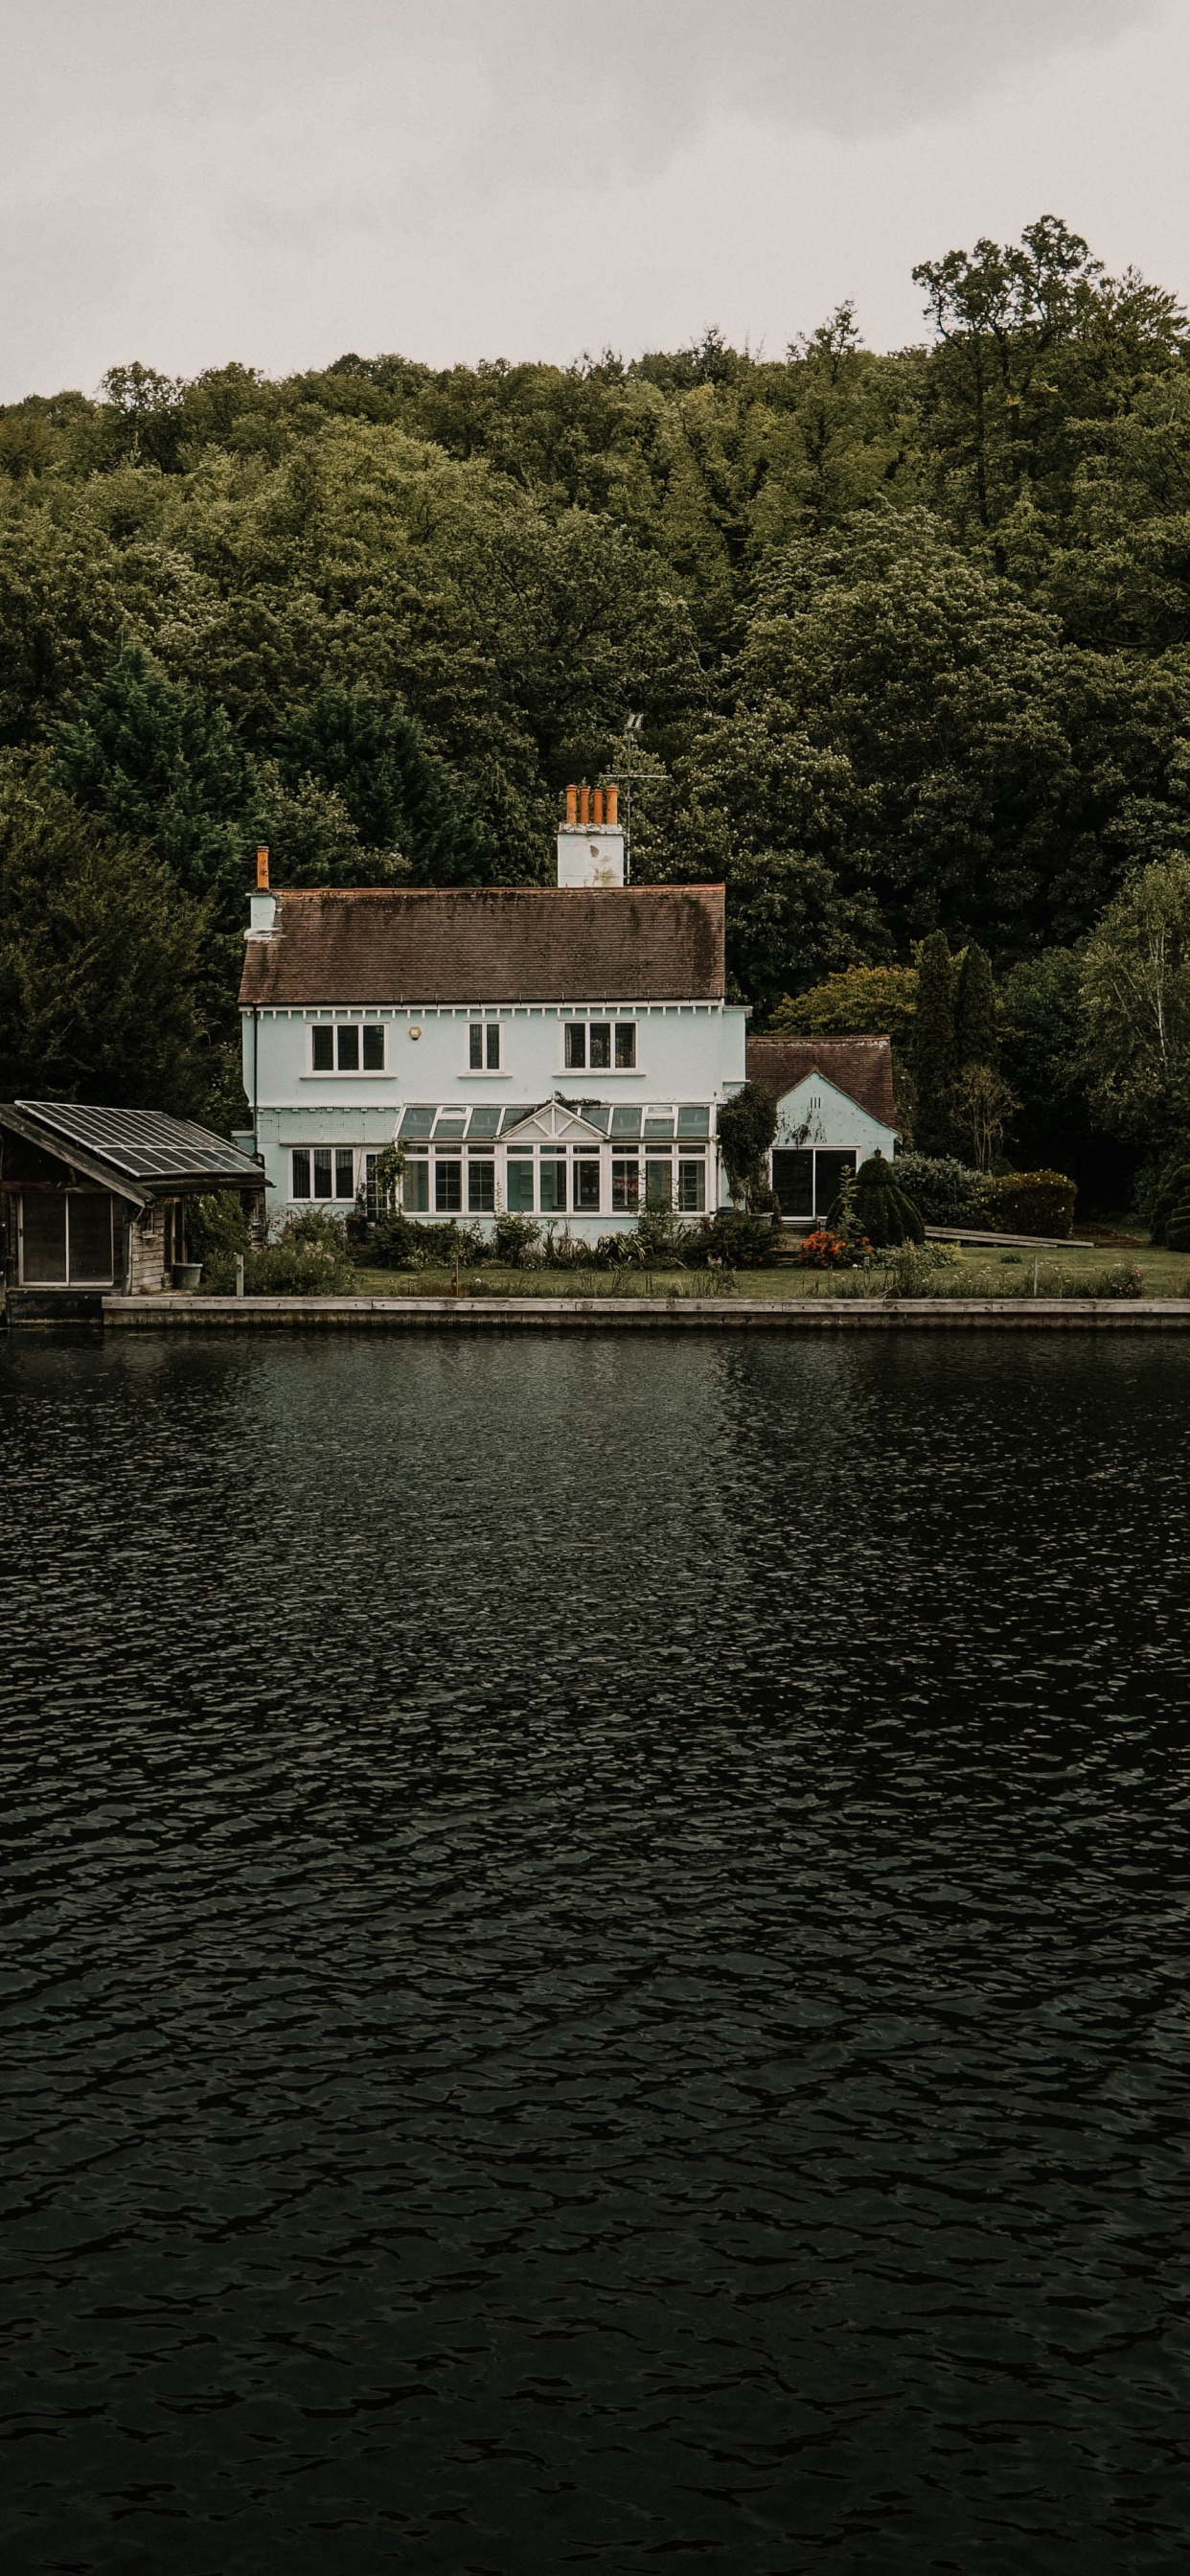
left=954, top=940, right=998, bottom=1069
left=913, top=931, right=957, bottom=1151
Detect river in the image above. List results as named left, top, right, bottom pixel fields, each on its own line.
left=3, top=1332, right=1190, bottom=2572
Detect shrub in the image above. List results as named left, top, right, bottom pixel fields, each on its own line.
left=685, top=1208, right=780, bottom=1269
left=365, top=1213, right=488, bottom=1269
left=877, top=1240, right=961, bottom=1296
left=829, top=1151, right=924, bottom=1247
left=1147, top=1150, right=1190, bottom=1246
left=988, top=1169, right=1076, bottom=1237
left=891, top=1152, right=995, bottom=1229
left=184, top=1190, right=252, bottom=1263
left=794, top=1228, right=850, bottom=1269
left=205, top=1208, right=357, bottom=1295
left=1092, top=1261, right=1146, bottom=1298
left=492, top=1210, right=541, bottom=1266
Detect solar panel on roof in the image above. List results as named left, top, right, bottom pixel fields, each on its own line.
left=12, top=1101, right=263, bottom=1183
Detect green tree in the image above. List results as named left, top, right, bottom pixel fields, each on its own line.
left=912, top=932, right=957, bottom=1152
left=771, top=964, right=918, bottom=1051
left=1082, top=854, right=1190, bottom=1142
left=49, top=651, right=244, bottom=912
left=954, top=941, right=998, bottom=1069
left=718, top=1081, right=778, bottom=1209
left=0, top=756, right=215, bottom=1114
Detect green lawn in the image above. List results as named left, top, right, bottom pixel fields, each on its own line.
left=351, top=1244, right=1190, bottom=1300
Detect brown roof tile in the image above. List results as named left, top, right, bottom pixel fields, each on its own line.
left=239, top=886, right=726, bottom=1007
left=747, top=1032, right=897, bottom=1130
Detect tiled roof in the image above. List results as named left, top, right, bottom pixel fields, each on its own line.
left=746, top=1034, right=897, bottom=1130
left=239, top=885, right=726, bottom=1007
left=4, top=1101, right=266, bottom=1190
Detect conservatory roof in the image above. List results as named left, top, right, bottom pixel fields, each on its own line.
left=395, top=1100, right=715, bottom=1143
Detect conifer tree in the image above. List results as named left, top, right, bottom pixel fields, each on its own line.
left=954, top=941, right=998, bottom=1070
left=912, top=931, right=957, bottom=1152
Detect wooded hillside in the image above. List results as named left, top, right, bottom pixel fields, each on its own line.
left=4, top=215, right=1189, bottom=1178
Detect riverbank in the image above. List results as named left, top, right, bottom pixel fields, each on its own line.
left=88, top=1292, right=1190, bottom=1329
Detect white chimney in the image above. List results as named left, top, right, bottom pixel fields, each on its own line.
left=557, top=784, right=625, bottom=887
left=245, top=843, right=278, bottom=937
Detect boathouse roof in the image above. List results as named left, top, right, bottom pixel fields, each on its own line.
left=0, top=1102, right=265, bottom=1200
left=746, top=1034, right=897, bottom=1131
left=239, top=885, right=727, bottom=1009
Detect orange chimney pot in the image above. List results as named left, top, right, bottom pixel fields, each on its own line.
left=592, top=788, right=605, bottom=826
left=565, top=785, right=578, bottom=826
left=606, top=784, right=619, bottom=827
left=579, top=786, right=591, bottom=826
left=256, top=844, right=270, bottom=890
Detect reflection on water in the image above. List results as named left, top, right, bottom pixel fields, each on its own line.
left=3, top=1332, right=1190, bottom=2573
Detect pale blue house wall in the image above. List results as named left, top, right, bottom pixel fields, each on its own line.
left=242, top=997, right=749, bottom=1237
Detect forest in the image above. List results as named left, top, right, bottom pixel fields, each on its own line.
left=3, top=213, right=1190, bottom=1204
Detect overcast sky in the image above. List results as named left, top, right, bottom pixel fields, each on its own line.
left=2, top=0, right=1186, bottom=401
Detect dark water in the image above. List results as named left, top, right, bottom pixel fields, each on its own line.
left=4, top=1331, right=1190, bottom=2575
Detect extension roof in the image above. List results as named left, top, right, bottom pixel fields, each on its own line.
left=1, top=1101, right=266, bottom=1205
left=746, top=1034, right=897, bottom=1131
left=239, top=886, right=727, bottom=1007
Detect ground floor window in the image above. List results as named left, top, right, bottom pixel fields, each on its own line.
left=539, top=1155, right=566, bottom=1214
left=402, top=1154, right=429, bottom=1212
left=507, top=1156, right=534, bottom=1212
left=645, top=1158, right=673, bottom=1208
left=612, top=1158, right=639, bottom=1211
left=574, top=1156, right=600, bottom=1210
left=677, top=1159, right=706, bottom=1212
left=435, top=1158, right=462, bottom=1213
left=468, top=1159, right=495, bottom=1213
left=21, top=1191, right=114, bottom=1285
left=772, top=1148, right=858, bottom=1218
left=291, top=1147, right=355, bottom=1201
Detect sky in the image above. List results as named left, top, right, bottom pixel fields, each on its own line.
left=2, top=0, right=1187, bottom=402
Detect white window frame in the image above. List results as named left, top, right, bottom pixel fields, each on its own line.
left=467, top=1022, right=503, bottom=1073
left=309, top=1022, right=386, bottom=1075
left=290, top=1146, right=358, bottom=1202
left=561, top=1018, right=638, bottom=1075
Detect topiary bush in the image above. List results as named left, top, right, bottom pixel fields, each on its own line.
left=828, top=1152, right=925, bottom=1248
left=987, top=1170, right=1076, bottom=1237
left=890, top=1153, right=995, bottom=1229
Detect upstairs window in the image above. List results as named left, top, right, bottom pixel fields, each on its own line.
left=469, top=1024, right=502, bottom=1070
left=311, top=1024, right=384, bottom=1071
left=615, top=1024, right=636, bottom=1069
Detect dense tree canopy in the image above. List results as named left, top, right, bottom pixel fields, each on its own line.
left=3, top=213, right=1190, bottom=1186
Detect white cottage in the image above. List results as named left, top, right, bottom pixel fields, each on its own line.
left=239, top=794, right=749, bottom=1238
left=747, top=1034, right=899, bottom=1221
